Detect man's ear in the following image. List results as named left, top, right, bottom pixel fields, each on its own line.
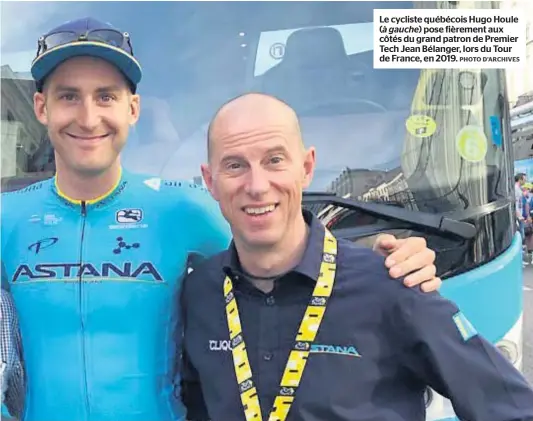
left=34, top=91, right=48, bottom=125
left=302, top=146, right=316, bottom=189
left=201, top=163, right=219, bottom=201
left=129, top=94, right=141, bottom=125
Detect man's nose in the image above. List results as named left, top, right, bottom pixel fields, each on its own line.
left=77, top=100, right=101, bottom=131
left=244, top=165, right=270, bottom=197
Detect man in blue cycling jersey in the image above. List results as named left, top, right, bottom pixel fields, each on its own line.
left=1, top=17, right=440, bottom=421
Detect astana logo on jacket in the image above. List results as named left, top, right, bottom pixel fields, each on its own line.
left=11, top=261, right=163, bottom=283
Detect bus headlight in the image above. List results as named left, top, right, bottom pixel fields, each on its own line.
left=495, top=314, right=523, bottom=369
left=423, top=387, right=433, bottom=407
left=496, top=339, right=519, bottom=365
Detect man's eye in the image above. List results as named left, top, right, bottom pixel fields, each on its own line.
left=59, top=94, right=77, bottom=101
left=100, top=94, right=116, bottom=102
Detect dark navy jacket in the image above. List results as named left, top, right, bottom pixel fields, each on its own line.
left=181, top=211, right=533, bottom=421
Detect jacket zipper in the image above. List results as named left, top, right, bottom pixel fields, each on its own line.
left=79, top=201, right=90, bottom=417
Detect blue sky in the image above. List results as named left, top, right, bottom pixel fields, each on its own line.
left=1, top=1, right=415, bottom=190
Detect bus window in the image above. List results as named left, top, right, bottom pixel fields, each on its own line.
left=1, top=67, right=55, bottom=190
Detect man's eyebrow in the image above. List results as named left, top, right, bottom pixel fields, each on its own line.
left=95, top=85, right=124, bottom=93
left=219, top=145, right=289, bottom=163
left=51, top=85, right=80, bottom=93
left=265, top=145, right=289, bottom=155
left=220, top=154, right=243, bottom=164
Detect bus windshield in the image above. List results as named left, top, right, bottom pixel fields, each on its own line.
left=1, top=0, right=510, bottom=216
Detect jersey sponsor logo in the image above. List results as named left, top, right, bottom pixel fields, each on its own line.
left=28, top=213, right=62, bottom=225
left=44, top=214, right=62, bottom=225
left=116, top=208, right=143, bottom=223
left=144, top=177, right=161, bottom=191
left=208, top=340, right=361, bottom=358
left=109, top=209, right=148, bottom=230
left=209, top=339, right=232, bottom=351
left=28, top=238, right=58, bottom=254
left=6, top=182, right=44, bottom=195
left=113, top=237, right=140, bottom=254
left=95, top=181, right=127, bottom=208
left=12, top=262, right=163, bottom=283
left=28, top=214, right=41, bottom=223
left=109, top=223, right=148, bottom=230
left=163, top=180, right=205, bottom=190
left=163, top=181, right=182, bottom=187
left=309, top=344, right=361, bottom=357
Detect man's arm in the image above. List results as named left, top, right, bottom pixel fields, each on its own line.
left=179, top=270, right=209, bottom=421
left=391, top=289, right=533, bottom=420
left=181, top=349, right=209, bottom=421
left=1, top=289, right=25, bottom=419
left=2, top=262, right=10, bottom=291
left=184, top=183, right=440, bottom=290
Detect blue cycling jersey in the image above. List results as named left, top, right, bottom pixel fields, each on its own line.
left=1, top=169, right=231, bottom=421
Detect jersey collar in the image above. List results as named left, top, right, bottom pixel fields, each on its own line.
left=52, top=168, right=128, bottom=210
left=222, top=210, right=324, bottom=283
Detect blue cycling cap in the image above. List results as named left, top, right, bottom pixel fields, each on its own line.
left=31, top=17, right=142, bottom=92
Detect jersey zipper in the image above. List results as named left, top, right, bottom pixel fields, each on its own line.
left=79, top=201, right=90, bottom=418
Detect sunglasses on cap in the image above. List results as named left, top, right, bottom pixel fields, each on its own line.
left=36, top=28, right=135, bottom=58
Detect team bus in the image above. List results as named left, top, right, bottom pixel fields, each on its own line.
left=1, top=1, right=523, bottom=420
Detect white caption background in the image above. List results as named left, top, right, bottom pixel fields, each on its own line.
left=373, top=9, right=525, bottom=69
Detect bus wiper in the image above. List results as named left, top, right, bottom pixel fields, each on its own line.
left=302, top=192, right=477, bottom=239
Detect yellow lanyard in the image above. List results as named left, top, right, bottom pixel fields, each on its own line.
left=223, top=228, right=338, bottom=421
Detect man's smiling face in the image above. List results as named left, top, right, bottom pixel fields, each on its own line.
left=33, top=56, right=140, bottom=176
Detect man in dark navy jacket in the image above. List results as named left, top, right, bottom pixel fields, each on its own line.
left=181, top=93, right=533, bottom=421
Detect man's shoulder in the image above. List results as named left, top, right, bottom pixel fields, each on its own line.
left=336, top=238, right=431, bottom=299
left=184, top=250, right=228, bottom=291
left=2, top=178, right=53, bottom=219
left=336, top=238, right=389, bottom=279
left=335, top=238, right=445, bottom=327
left=2, top=177, right=52, bottom=200
left=127, top=172, right=209, bottom=195
left=127, top=172, right=216, bottom=208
